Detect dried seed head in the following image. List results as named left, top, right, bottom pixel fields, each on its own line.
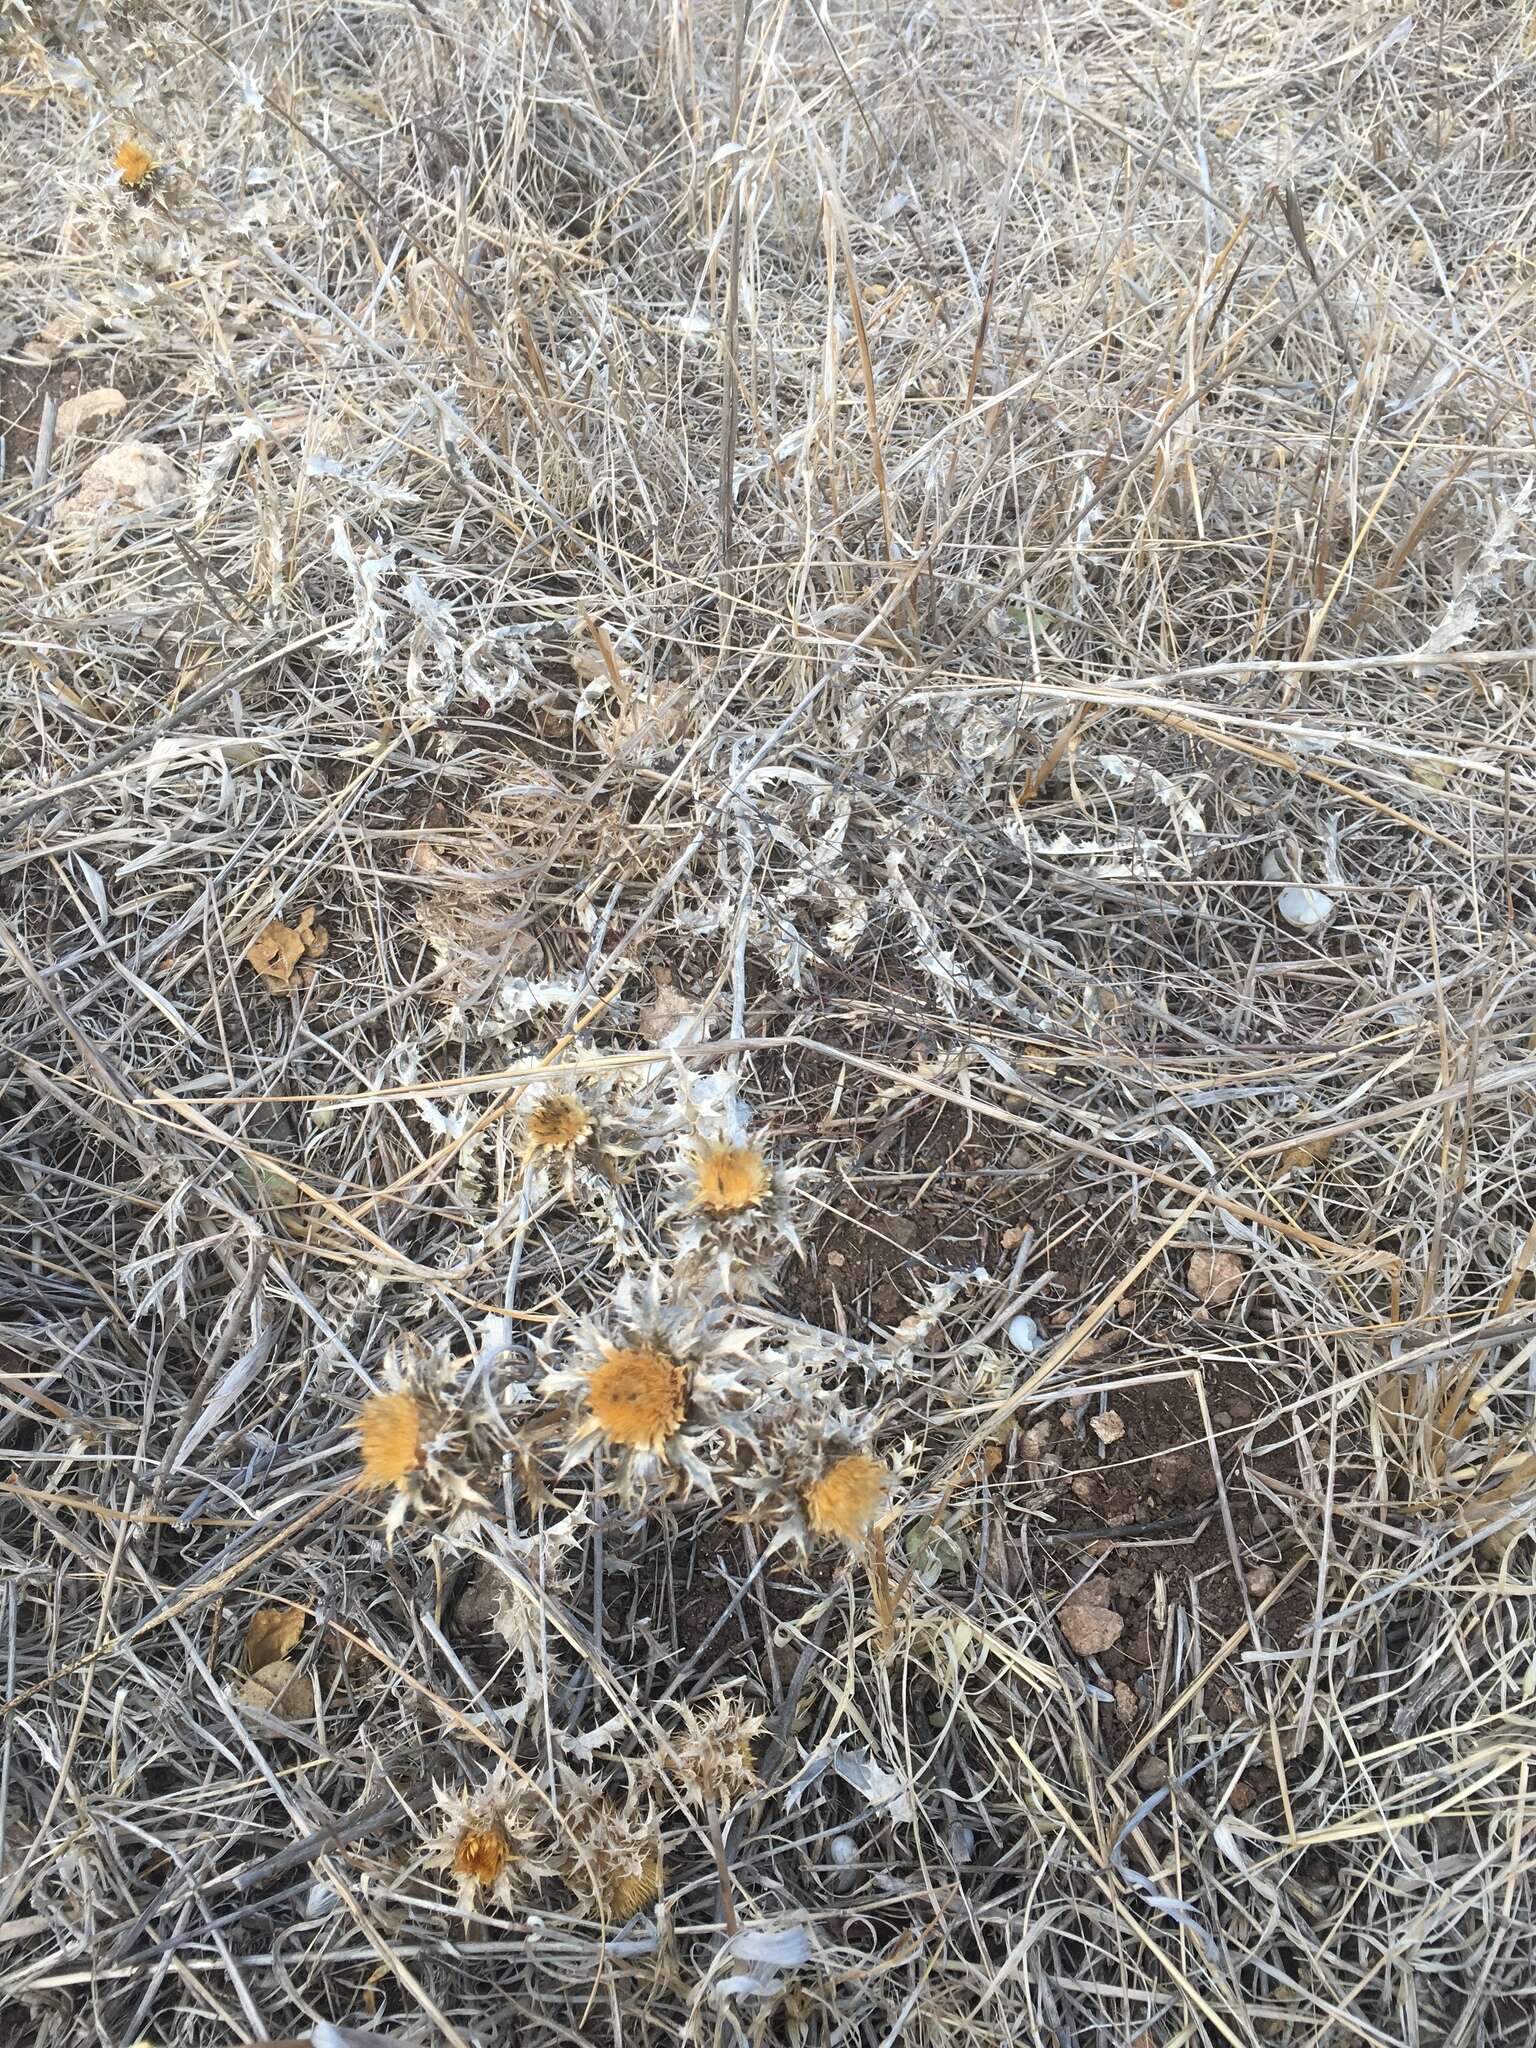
left=666, top=1110, right=808, bottom=1298
left=689, top=1141, right=771, bottom=1216
left=586, top=1346, right=686, bottom=1454
left=556, top=1768, right=663, bottom=1920
left=608, top=1855, right=662, bottom=1919
left=524, top=1092, right=593, bottom=1155
left=353, top=1340, right=494, bottom=1542
left=670, top=1694, right=765, bottom=1810
left=805, top=1453, right=887, bottom=1546
left=356, top=1390, right=423, bottom=1489
left=114, top=140, right=154, bottom=188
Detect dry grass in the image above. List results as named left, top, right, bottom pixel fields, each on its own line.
left=4, top=0, right=1536, bottom=2042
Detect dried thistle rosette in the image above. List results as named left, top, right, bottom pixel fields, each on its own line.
left=539, top=1269, right=762, bottom=1508
left=428, top=1766, right=554, bottom=1916
left=664, top=1088, right=810, bottom=1296
left=353, top=1333, right=492, bottom=1542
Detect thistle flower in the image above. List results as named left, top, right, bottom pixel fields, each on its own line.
left=352, top=1334, right=488, bottom=1541
left=356, top=1389, right=423, bottom=1490
left=522, top=1090, right=594, bottom=1157
left=690, top=1141, right=771, bottom=1215
left=539, top=1270, right=761, bottom=1508
left=740, top=1393, right=891, bottom=1552
left=805, top=1454, right=888, bottom=1546
left=667, top=1693, right=765, bottom=1811
left=514, top=1076, right=638, bottom=1207
left=429, top=1768, right=553, bottom=1916
left=664, top=1096, right=810, bottom=1297
left=114, top=140, right=155, bottom=189
left=556, top=1768, right=664, bottom=1921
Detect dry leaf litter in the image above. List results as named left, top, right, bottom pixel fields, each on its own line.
left=4, top=2, right=1536, bottom=2046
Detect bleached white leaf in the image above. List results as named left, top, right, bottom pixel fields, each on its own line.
left=559, top=1709, right=627, bottom=1762
left=1417, top=590, right=1479, bottom=658
left=831, top=1745, right=917, bottom=1823
left=730, top=1924, right=813, bottom=1968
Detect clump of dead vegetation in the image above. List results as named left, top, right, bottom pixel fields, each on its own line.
left=4, top=0, right=1536, bottom=2043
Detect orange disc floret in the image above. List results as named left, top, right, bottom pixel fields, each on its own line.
left=585, top=1346, right=686, bottom=1453
left=114, top=140, right=155, bottom=188
left=690, top=1141, right=769, bottom=1216
left=356, top=1390, right=423, bottom=1489
left=525, top=1093, right=593, bottom=1153
left=804, top=1453, right=887, bottom=1544
left=454, top=1824, right=510, bottom=1888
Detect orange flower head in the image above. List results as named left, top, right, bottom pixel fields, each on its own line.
left=115, top=141, right=155, bottom=188
left=585, top=1345, right=686, bottom=1453
left=454, top=1823, right=510, bottom=1889
left=356, top=1390, right=423, bottom=1489
left=805, top=1453, right=887, bottom=1544
left=526, top=1093, right=593, bottom=1153
left=691, top=1141, right=770, bottom=1216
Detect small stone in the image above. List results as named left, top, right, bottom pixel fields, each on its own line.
left=1245, top=1564, right=1278, bottom=1598
left=54, top=439, right=181, bottom=531
left=1020, top=1423, right=1051, bottom=1460
left=1089, top=1408, right=1125, bottom=1446
left=828, top=1831, right=859, bottom=1893
left=1188, top=1249, right=1244, bottom=1305
left=1277, top=882, right=1334, bottom=931
left=826, top=1250, right=846, bottom=1268
left=56, top=386, right=126, bottom=439
left=237, top=1657, right=315, bottom=1721
left=1058, top=1595, right=1123, bottom=1657
left=1135, top=1756, right=1169, bottom=1794
left=1113, top=1681, right=1139, bottom=1726
left=1213, top=1408, right=1233, bottom=1429
left=1070, top=1474, right=1096, bottom=1503
left=1229, top=1778, right=1257, bottom=1813
left=1007, top=1313, right=1042, bottom=1355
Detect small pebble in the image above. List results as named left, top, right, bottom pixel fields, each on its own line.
left=1135, top=1756, right=1170, bottom=1793
left=1007, top=1313, right=1042, bottom=1355
left=1059, top=1595, right=1123, bottom=1657
left=1246, top=1564, right=1278, bottom=1598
